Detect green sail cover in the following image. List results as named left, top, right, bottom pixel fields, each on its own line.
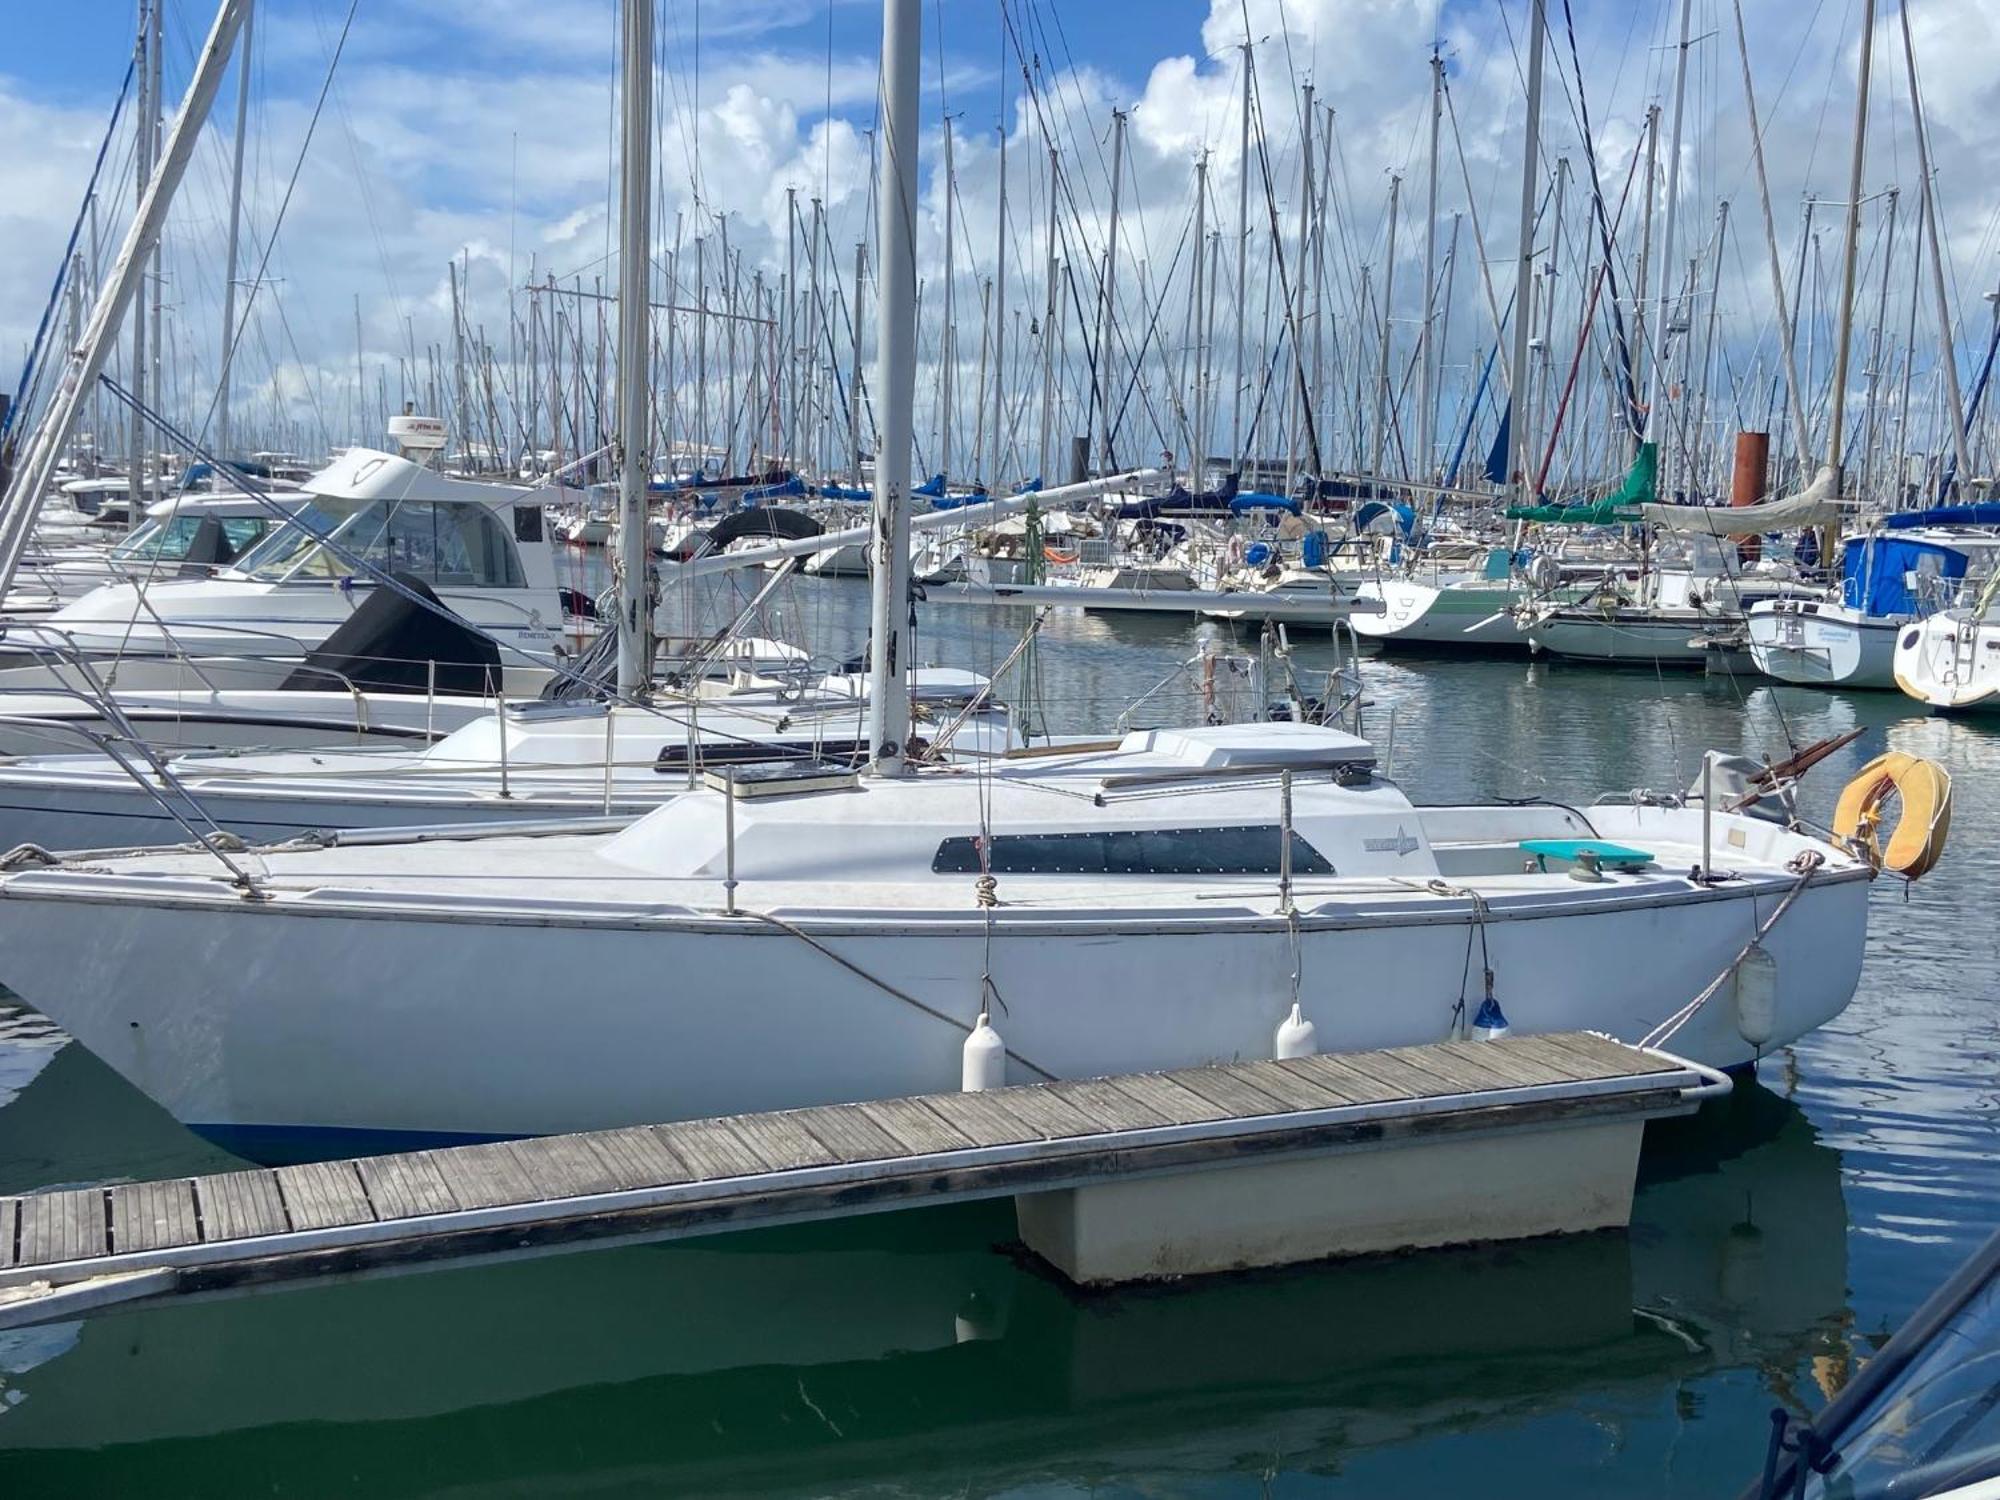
left=1505, top=441, right=1656, bottom=523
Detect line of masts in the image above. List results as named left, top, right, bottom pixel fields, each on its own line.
left=13, top=0, right=2000, bottom=531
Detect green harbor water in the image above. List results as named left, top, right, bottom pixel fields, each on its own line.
left=2, top=579, right=1997, bottom=1496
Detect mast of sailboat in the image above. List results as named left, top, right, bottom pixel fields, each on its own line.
left=1896, top=0, right=1972, bottom=497
left=866, top=0, right=920, bottom=777
left=1416, top=46, right=1442, bottom=483
left=1191, top=151, right=1208, bottom=489
left=1506, top=0, right=1547, bottom=508
left=1095, top=108, right=1127, bottom=478
left=0, top=0, right=251, bottom=598
left=614, top=0, right=654, bottom=696
left=1372, top=172, right=1400, bottom=483
left=990, top=59, right=1007, bottom=493
left=1824, top=0, right=1876, bottom=489
left=849, top=239, right=867, bottom=487
left=128, top=0, right=158, bottom=528
left=1286, top=84, right=1312, bottom=498
left=1038, top=141, right=1057, bottom=488
left=1730, top=0, right=1812, bottom=478
left=1858, top=189, right=1897, bottom=500
left=940, top=117, right=956, bottom=486
left=216, top=0, right=252, bottom=459
left=1231, top=39, right=1251, bottom=478
left=1642, top=0, right=1693, bottom=459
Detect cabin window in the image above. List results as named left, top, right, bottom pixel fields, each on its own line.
left=240, top=499, right=525, bottom=588
left=931, top=825, right=1333, bottom=876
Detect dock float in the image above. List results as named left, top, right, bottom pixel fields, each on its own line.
left=0, top=1032, right=1720, bottom=1330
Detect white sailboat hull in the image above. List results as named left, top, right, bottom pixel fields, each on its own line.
left=0, top=842, right=1869, bottom=1159
left=1746, top=603, right=1902, bottom=689
left=1893, top=610, right=2000, bottom=711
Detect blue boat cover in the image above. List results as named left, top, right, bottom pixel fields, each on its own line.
left=1841, top=536, right=1968, bottom=617
left=1353, top=499, right=1416, bottom=535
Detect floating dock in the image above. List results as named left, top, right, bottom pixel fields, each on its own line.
left=0, top=1032, right=1718, bottom=1331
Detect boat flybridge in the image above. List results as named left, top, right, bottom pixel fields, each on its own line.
left=0, top=720, right=1897, bottom=1160
left=0, top=426, right=584, bottom=689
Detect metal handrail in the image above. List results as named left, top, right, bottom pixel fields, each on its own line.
left=0, top=715, right=262, bottom=892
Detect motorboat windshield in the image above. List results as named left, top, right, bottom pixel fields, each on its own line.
left=108, top=511, right=272, bottom=565
left=229, top=496, right=528, bottom=589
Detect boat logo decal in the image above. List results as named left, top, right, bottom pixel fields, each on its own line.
left=1363, top=825, right=1420, bottom=856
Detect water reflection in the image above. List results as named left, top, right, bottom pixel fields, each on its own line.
left=0, top=1081, right=1847, bottom=1497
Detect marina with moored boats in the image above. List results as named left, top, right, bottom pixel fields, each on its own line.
left=2, top=0, right=1999, bottom=1494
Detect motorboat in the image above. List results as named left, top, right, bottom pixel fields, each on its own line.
left=0, top=438, right=588, bottom=689
left=3, top=487, right=312, bottom=617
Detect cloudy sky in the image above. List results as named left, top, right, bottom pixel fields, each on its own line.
left=4, top=0, right=1996, bottom=476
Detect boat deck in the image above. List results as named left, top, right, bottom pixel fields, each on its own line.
left=0, top=1031, right=1701, bottom=1328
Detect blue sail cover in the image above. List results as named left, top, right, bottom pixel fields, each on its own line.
left=1882, top=503, right=2000, bottom=530
left=1841, top=536, right=1968, bottom=616
left=1230, top=491, right=1303, bottom=514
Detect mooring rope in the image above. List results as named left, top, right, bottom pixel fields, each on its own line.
left=739, top=907, right=1058, bottom=1081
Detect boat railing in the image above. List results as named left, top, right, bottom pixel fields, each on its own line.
left=0, top=712, right=267, bottom=893
left=1114, top=646, right=1261, bottom=735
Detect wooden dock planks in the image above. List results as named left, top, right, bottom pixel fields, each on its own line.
left=108, top=1180, right=198, bottom=1256
left=199, top=1170, right=289, bottom=1241
left=16, top=1188, right=107, bottom=1266
left=0, top=1032, right=1698, bottom=1292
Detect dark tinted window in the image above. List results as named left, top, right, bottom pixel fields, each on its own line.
left=933, top=825, right=1333, bottom=876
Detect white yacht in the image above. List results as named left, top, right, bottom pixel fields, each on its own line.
left=0, top=720, right=1882, bottom=1159
left=0, top=0, right=1919, bottom=1171
left=3, top=487, right=309, bottom=616
left=0, top=440, right=584, bottom=688
left=1892, top=579, right=2000, bottom=713
left=1349, top=547, right=1561, bottom=651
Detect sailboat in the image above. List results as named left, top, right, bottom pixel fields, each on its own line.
left=1750, top=512, right=2000, bottom=690
left=0, top=0, right=1933, bottom=1163
left=1893, top=566, right=2000, bottom=712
